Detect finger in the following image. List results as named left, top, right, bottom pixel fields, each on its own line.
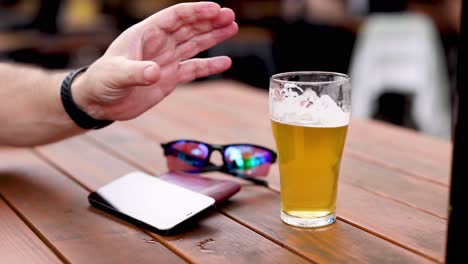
left=105, top=58, right=161, bottom=88
left=177, top=56, right=232, bottom=83
left=172, top=7, right=235, bottom=45
left=175, top=22, right=238, bottom=61
left=146, top=2, right=221, bottom=33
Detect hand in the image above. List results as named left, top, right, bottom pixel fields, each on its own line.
left=74, top=2, right=238, bottom=120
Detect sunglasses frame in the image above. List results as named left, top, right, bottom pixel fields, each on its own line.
left=161, top=139, right=278, bottom=186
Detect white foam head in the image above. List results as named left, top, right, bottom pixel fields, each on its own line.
left=270, top=83, right=350, bottom=127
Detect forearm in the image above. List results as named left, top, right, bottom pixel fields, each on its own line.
left=0, top=63, right=85, bottom=146
left=0, top=2, right=238, bottom=146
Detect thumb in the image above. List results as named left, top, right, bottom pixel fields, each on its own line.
left=108, top=59, right=160, bottom=88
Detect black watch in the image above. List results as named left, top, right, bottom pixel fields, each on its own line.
left=60, top=66, right=114, bottom=129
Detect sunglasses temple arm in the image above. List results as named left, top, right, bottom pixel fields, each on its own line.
left=241, top=176, right=269, bottom=187
left=198, top=164, right=222, bottom=172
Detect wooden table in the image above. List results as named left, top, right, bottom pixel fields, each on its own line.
left=0, top=80, right=451, bottom=263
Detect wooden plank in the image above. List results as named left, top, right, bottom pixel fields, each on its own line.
left=349, top=119, right=451, bottom=163
left=0, top=148, right=186, bottom=264
left=86, top=124, right=434, bottom=263
left=120, top=86, right=448, bottom=262
left=346, top=119, right=451, bottom=186
left=127, top=84, right=449, bottom=219
left=337, top=184, right=446, bottom=259
left=340, top=158, right=448, bottom=219
left=36, top=137, right=313, bottom=264
left=0, top=196, right=62, bottom=264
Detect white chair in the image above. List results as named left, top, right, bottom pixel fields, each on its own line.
left=349, top=13, right=452, bottom=139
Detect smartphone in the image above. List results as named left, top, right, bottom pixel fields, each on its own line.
left=88, top=171, right=215, bottom=235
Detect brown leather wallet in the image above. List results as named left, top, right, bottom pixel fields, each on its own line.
left=159, top=171, right=241, bottom=205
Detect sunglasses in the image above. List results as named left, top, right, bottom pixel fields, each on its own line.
left=161, top=140, right=277, bottom=186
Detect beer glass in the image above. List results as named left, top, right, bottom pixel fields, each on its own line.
left=269, top=72, right=350, bottom=228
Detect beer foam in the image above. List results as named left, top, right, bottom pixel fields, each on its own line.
left=271, top=83, right=350, bottom=127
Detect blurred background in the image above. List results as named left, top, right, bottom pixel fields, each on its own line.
left=0, top=0, right=461, bottom=139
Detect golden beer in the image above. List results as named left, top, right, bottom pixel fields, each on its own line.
left=271, top=119, right=348, bottom=219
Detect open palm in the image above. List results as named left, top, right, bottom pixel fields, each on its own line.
left=77, top=2, right=237, bottom=120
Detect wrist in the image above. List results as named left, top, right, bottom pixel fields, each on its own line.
left=61, top=66, right=114, bottom=129
left=71, top=69, right=106, bottom=120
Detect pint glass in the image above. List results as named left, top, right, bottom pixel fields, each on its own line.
left=269, top=72, right=351, bottom=228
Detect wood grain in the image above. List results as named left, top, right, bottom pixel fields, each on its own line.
left=127, top=84, right=449, bottom=220
left=36, top=137, right=312, bottom=264
left=346, top=119, right=451, bottom=186
left=0, top=196, right=62, bottom=264
left=118, top=83, right=448, bottom=262
left=0, top=80, right=449, bottom=264
left=125, top=101, right=448, bottom=221
left=337, top=184, right=447, bottom=261
left=340, top=158, right=448, bottom=219
left=0, top=148, right=186, bottom=264
left=86, top=124, right=434, bottom=263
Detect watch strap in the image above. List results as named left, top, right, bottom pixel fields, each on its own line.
left=60, top=66, right=114, bottom=129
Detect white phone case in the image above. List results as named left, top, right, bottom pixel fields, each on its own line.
left=94, top=171, right=215, bottom=231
